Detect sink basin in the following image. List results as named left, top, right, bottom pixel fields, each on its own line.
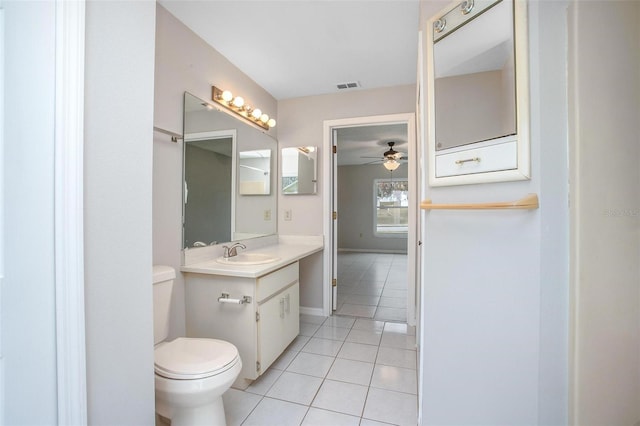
left=216, top=253, right=280, bottom=265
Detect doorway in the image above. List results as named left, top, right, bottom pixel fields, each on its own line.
left=322, top=114, right=417, bottom=326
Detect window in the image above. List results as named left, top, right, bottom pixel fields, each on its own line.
left=374, top=179, right=408, bottom=236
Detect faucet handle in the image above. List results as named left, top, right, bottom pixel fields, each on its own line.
left=222, top=245, right=230, bottom=258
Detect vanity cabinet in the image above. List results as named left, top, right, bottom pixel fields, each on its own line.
left=183, top=261, right=300, bottom=383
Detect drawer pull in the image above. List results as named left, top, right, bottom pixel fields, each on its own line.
left=455, top=157, right=481, bottom=165
left=218, top=293, right=252, bottom=305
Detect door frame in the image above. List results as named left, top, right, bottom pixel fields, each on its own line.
left=322, top=113, right=417, bottom=326
left=54, top=0, right=87, bottom=423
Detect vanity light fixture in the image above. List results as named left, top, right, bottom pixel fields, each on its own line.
left=212, top=86, right=276, bottom=130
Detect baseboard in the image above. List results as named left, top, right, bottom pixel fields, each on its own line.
left=299, top=306, right=325, bottom=317
left=338, top=248, right=408, bottom=254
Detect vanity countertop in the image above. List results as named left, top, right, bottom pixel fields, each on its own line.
left=180, top=239, right=323, bottom=278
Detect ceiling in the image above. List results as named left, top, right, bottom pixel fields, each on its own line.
left=159, top=0, right=420, bottom=164
left=159, top=0, right=420, bottom=100
left=336, top=124, right=408, bottom=166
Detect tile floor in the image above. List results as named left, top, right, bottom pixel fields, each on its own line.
left=222, top=315, right=418, bottom=426
left=335, top=252, right=408, bottom=322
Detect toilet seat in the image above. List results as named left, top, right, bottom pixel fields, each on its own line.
left=155, top=337, right=240, bottom=380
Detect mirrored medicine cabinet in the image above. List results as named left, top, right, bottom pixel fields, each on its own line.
left=281, top=147, right=318, bottom=195
left=426, top=0, right=530, bottom=186
left=182, top=92, right=277, bottom=249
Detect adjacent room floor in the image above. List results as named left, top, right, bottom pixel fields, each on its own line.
left=335, top=252, right=408, bottom=322
left=222, top=314, right=418, bottom=426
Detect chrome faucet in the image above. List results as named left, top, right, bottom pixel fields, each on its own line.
left=222, top=242, right=246, bottom=258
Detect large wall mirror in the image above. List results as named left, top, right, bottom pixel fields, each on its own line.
left=426, top=0, right=529, bottom=186
left=183, top=92, right=277, bottom=249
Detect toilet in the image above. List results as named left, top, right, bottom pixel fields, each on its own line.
left=153, top=265, right=242, bottom=426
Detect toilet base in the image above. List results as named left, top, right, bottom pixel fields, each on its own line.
left=155, top=357, right=241, bottom=426
left=166, top=397, right=225, bottom=426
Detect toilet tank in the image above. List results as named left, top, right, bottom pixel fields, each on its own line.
left=153, top=265, right=176, bottom=345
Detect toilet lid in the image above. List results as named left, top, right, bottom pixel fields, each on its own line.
left=154, top=337, right=239, bottom=380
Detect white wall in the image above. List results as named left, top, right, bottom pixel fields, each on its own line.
left=84, top=1, right=157, bottom=423
left=278, top=85, right=416, bottom=310
left=418, top=0, right=570, bottom=424
left=2, top=1, right=58, bottom=423
left=569, top=1, right=640, bottom=424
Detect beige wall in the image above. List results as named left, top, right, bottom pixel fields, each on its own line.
left=278, top=85, right=416, bottom=310
left=569, top=1, right=640, bottom=424
left=153, top=5, right=278, bottom=338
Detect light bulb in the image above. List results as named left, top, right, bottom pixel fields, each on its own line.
left=267, top=118, right=276, bottom=128
left=232, top=96, right=244, bottom=108
left=383, top=159, right=400, bottom=171
left=251, top=108, right=262, bottom=120
left=221, top=90, right=233, bottom=102
left=260, top=113, right=269, bottom=123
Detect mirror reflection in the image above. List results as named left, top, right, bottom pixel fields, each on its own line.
left=281, top=147, right=318, bottom=195
left=183, top=92, right=277, bottom=249
left=434, top=0, right=515, bottom=151
left=183, top=133, right=234, bottom=248
left=239, top=150, right=271, bottom=195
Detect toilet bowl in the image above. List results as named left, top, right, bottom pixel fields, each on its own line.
left=153, top=266, right=241, bottom=426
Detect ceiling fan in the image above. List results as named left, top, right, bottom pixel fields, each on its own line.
left=362, top=141, right=407, bottom=170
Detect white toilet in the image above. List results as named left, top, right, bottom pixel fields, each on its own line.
left=153, top=265, right=242, bottom=426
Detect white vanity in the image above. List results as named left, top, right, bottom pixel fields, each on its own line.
left=181, top=237, right=323, bottom=385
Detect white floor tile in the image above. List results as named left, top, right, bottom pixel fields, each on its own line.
left=378, top=296, right=407, bottom=308
left=299, top=322, right=321, bottom=336
left=381, top=288, right=407, bottom=299
left=299, top=314, right=327, bottom=325
left=383, top=322, right=416, bottom=336
left=266, top=371, right=323, bottom=405
left=301, top=337, right=344, bottom=357
left=322, top=315, right=356, bottom=328
left=374, top=307, right=406, bottom=322
left=311, top=379, right=368, bottom=417
left=384, top=279, right=408, bottom=289
left=327, top=358, right=374, bottom=386
left=376, top=346, right=417, bottom=370
left=370, top=364, right=417, bottom=394
left=342, top=294, right=381, bottom=306
left=287, top=335, right=311, bottom=351
left=337, top=342, right=379, bottom=363
left=245, top=367, right=283, bottom=395
left=286, top=352, right=335, bottom=378
left=359, top=419, right=397, bottom=426
left=352, top=318, right=385, bottom=332
left=380, top=332, right=416, bottom=350
left=222, top=388, right=262, bottom=426
left=301, top=407, right=361, bottom=426
left=270, top=347, right=299, bottom=370
left=313, top=325, right=350, bottom=341
left=336, top=303, right=376, bottom=317
left=350, top=286, right=384, bottom=296
left=363, top=388, right=418, bottom=426
left=345, top=329, right=382, bottom=346
left=242, top=397, right=309, bottom=426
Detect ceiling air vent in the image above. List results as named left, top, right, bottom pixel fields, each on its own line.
left=336, top=81, right=361, bottom=90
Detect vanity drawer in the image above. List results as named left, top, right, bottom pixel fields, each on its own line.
left=256, top=262, right=299, bottom=303
left=435, top=139, right=517, bottom=178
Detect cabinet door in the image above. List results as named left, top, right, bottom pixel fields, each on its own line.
left=257, top=282, right=299, bottom=374
left=282, top=282, right=300, bottom=347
